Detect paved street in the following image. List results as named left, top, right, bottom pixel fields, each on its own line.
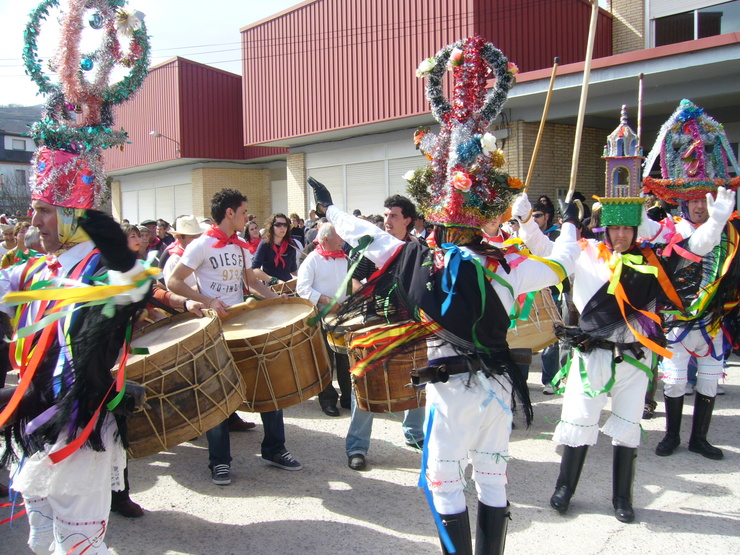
left=3, top=356, right=739, bottom=554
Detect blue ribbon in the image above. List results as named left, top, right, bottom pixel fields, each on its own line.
left=417, top=404, right=456, bottom=553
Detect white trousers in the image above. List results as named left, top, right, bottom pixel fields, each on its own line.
left=661, top=328, right=724, bottom=398
left=424, top=372, right=513, bottom=514
left=553, top=348, right=649, bottom=449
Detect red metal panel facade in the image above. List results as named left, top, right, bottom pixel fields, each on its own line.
left=105, top=59, right=180, bottom=171
left=473, top=0, right=612, bottom=71
left=241, top=0, right=612, bottom=145
left=106, top=58, right=287, bottom=171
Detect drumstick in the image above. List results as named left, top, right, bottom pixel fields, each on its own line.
left=524, top=56, right=560, bottom=192
left=222, top=297, right=260, bottom=321
left=566, top=0, right=600, bottom=203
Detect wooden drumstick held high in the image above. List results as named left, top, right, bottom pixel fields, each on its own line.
left=524, top=57, right=560, bottom=192
left=566, top=0, right=600, bottom=203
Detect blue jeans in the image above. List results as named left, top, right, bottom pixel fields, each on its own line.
left=541, top=342, right=560, bottom=386
left=207, top=410, right=286, bottom=468
left=345, top=389, right=425, bottom=456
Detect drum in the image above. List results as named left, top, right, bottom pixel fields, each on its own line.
left=322, top=314, right=368, bottom=354
left=222, top=297, right=331, bottom=412
left=270, top=278, right=298, bottom=297
left=347, top=322, right=427, bottom=413
left=122, top=311, right=245, bottom=459
left=506, top=288, right=562, bottom=352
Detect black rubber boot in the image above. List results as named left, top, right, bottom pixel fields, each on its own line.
left=688, top=393, right=723, bottom=460
left=612, top=445, right=637, bottom=523
left=550, top=445, right=589, bottom=514
left=474, top=502, right=509, bottom=555
left=655, top=395, right=683, bottom=456
left=439, top=510, right=473, bottom=555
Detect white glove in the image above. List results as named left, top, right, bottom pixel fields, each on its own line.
left=707, top=186, right=736, bottom=225
left=510, top=193, right=532, bottom=221
left=108, top=260, right=154, bottom=306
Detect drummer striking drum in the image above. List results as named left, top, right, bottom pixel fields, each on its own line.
left=167, top=188, right=302, bottom=486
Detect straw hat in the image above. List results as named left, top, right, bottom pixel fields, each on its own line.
left=174, top=215, right=208, bottom=236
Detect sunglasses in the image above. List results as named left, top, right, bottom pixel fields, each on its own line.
left=532, top=213, right=545, bottom=219
left=508, top=220, right=518, bottom=225
left=274, top=222, right=289, bottom=228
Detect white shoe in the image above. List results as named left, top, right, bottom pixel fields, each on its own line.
left=716, top=384, right=725, bottom=395
left=684, top=383, right=694, bottom=396
left=543, top=384, right=555, bottom=395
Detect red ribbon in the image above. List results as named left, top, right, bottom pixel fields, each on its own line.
left=315, top=244, right=347, bottom=260
left=205, top=225, right=251, bottom=250
left=272, top=240, right=289, bottom=268
left=661, top=219, right=701, bottom=263
left=165, top=240, right=184, bottom=257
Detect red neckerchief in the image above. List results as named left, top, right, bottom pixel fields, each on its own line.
left=315, top=244, right=347, bottom=260
left=205, top=225, right=251, bottom=249
left=45, top=254, right=61, bottom=276
left=272, top=240, right=289, bottom=268
left=247, top=237, right=261, bottom=254
left=166, top=240, right=184, bottom=257
left=148, top=236, right=161, bottom=248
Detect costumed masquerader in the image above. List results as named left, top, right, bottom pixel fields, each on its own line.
left=639, top=100, right=740, bottom=460
left=311, top=36, right=581, bottom=555
left=0, top=2, right=154, bottom=553
left=514, top=107, right=736, bottom=523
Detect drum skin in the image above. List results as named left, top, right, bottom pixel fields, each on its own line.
left=122, top=311, right=245, bottom=459
left=223, top=298, right=331, bottom=412
left=347, top=323, right=427, bottom=413
left=506, top=288, right=562, bottom=352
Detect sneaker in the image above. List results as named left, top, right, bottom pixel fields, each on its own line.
left=685, top=383, right=694, bottom=396
left=405, top=438, right=424, bottom=450
left=716, top=384, right=725, bottom=395
left=263, top=450, right=302, bottom=471
left=543, top=384, right=555, bottom=395
left=211, top=464, right=231, bottom=486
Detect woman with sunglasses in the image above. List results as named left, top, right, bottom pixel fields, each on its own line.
left=252, top=213, right=299, bottom=286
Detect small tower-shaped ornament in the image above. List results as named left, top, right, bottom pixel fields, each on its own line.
left=603, top=105, right=642, bottom=197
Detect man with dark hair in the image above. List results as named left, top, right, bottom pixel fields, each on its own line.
left=345, top=194, right=425, bottom=471
left=168, top=188, right=301, bottom=486
left=532, top=201, right=560, bottom=239
left=156, top=219, right=175, bottom=249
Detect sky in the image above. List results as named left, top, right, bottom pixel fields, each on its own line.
left=0, top=0, right=304, bottom=106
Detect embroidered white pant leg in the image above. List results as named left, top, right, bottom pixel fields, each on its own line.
left=662, top=329, right=723, bottom=398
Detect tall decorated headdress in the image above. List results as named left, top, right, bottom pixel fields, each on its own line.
left=642, top=99, right=740, bottom=203
left=598, top=106, right=645, bottom=227
left=24, top=0, right=150, bottom=209
left=405, top=36, right=523, bottom=241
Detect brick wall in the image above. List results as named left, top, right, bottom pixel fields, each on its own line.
left=286, top=153, right=307, bottom=219
left=607, top=0, right=645, bottom=54
left=498, top=121, right=610, bottom=207
left=192, top=168, right=272, bottom=223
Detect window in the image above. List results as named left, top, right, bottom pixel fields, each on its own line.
left=655, top=1, right=740, bottom=46
left=11, top=139, right=26, bottom=151
left=612, top=167, right=631, bottom=197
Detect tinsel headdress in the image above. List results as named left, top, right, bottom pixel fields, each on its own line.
left=24, top=0, right=150, bottom=209
left=642, top=99, right=740, bottom=203
left=405, top=36, right=523, bottom=232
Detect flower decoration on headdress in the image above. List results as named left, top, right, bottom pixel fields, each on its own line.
left=407, top=36, right=521, bottom=230
left=23, top=0, right=150, bottom=209
left=642, top=99, right=740, bottom=203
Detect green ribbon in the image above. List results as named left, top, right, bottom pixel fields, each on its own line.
left=606, top=253, right=658, bottom=295
left=552, top=349, right=655, bottom=397
left=308, top=235, right=374, bottom=326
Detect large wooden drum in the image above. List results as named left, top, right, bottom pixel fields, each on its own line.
left=506, top=288, right=562, bottom=352
left=347, top=322, right=426, bottom=413
left=222, top=298, right=331, bottom=412
left=270, top=278, right=298, bottom=297
left=123, top=311, right=245, bottom=459
left=322, top=314, right=368, bottom=355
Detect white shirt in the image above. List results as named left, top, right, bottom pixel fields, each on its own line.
left=163, top=252, right=197, bottom=291
left=180, top=234, right=251, bottom=307
left=296, top=249, right=349, bottom=308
